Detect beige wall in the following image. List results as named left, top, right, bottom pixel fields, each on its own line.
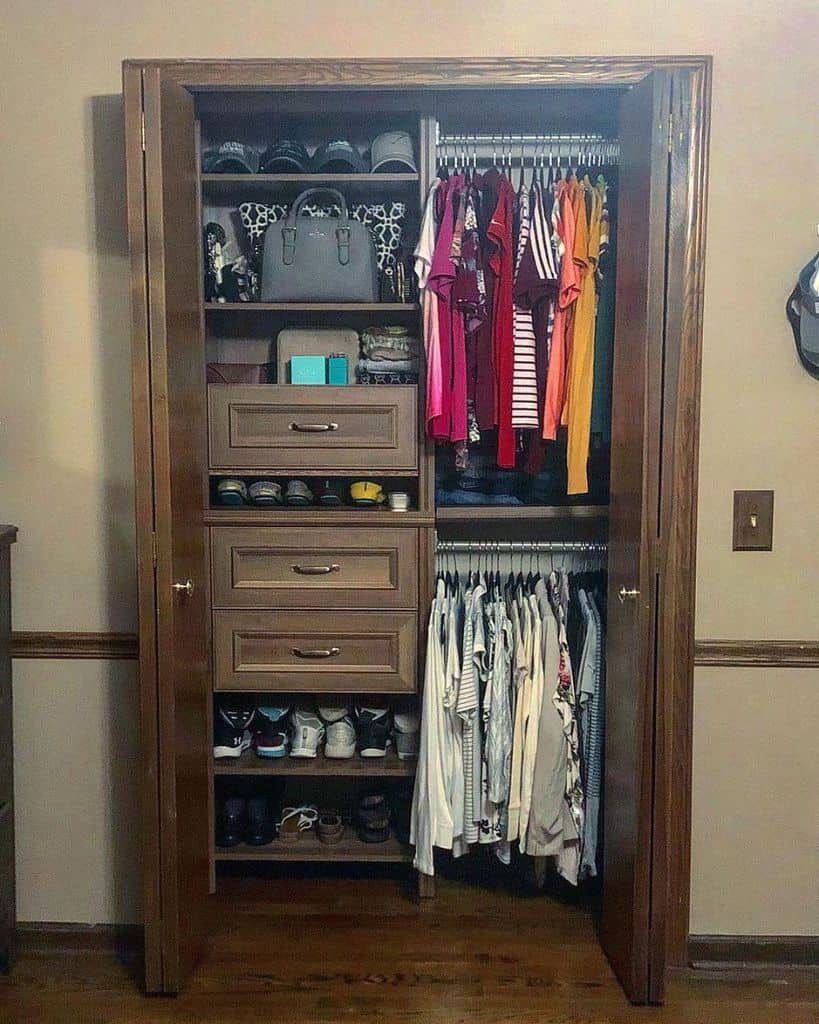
left=1, top=1, right=817, bottom=934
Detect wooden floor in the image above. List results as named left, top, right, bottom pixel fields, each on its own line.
left=2, top=872, right=817, bottom=1023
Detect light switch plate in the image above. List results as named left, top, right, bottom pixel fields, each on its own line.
left=733, top=490, right=774, bottom=551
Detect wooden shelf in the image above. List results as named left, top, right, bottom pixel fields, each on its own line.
left=202, top=171, right=419, bottom=189
left=215, top=751, right=416, bottom=777
left=205, top=302, right=418, bottom=313
left=436, top=504, right=609, bottom=522
left=215, top=832, right=411, bottom=863
left=204, top=508, right=434, bottom=527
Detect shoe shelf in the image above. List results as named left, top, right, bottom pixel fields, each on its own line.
left=204, top=508, right=435, bottom=527
left=201, top=171, right=420, bottom=196
left=215, top=832, right=412, bottom=863
left=215, top=751, right=416, bottom=777
left=205, top=302, right=419, bottom=313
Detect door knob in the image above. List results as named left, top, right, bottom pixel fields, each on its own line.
left=618, top=586, right=640, bottom=603
left=172, top=578, right=194, bottom=597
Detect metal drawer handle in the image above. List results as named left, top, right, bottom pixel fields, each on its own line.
left=292, top=646, right=340, bottom=659
left=288, top=422, right=339, bottom=433
left=291, top=563, right=341, bottom=576
left=618, top=586, right=640, bottom=603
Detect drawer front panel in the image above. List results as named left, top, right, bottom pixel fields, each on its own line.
left=211, top=527, right=418, bottom=609
left=213, top=610, right=417, bottom=693
left=208, top=385, right=417, bottom=471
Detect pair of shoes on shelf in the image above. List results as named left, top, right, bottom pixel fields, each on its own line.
left=355, top=784, right=413, bottom=844
left=213, top=704, right=420, bottom=761
left=213, top=705, right=295, bottom=759
left=216, top=478, right=282, bottom=506
left=277, top=805, right=319, bottom=842
left=216, top=796, right=276, bottom=847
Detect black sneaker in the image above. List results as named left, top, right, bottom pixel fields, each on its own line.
left=356, top=707, right=392, bottom=758
left=213, top=707, right=255, bottom=759
left=216, top=796, right=246, bottom=847
left=245, top=797, right=275, bottom=846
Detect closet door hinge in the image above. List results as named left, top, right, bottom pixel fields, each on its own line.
left=140, top=110, right=146, bottom=152
left=667, top=113, right=674, bottom=154
left=151, top=532, right=157, bottom=568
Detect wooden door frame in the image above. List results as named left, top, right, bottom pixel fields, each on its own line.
left=124, top=55, right=711, bottom=985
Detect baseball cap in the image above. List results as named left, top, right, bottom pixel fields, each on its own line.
left=310, top=140, right=367, bottom=173
left=203, top=141, right=260, bottom=174
left=786, top=251, right=819, bottom=378
left=260, top=140, right=309, bottom=173
left=370, top=131, right=417, bottom=173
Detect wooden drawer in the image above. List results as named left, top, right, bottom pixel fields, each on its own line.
left=208, top=385, right=418, bottom=472
left=213, top=610, right=417, bottom=693
left=211, top=527, right=418, bottom=609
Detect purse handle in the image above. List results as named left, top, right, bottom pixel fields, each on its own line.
left=282, top=188, right=352, bottom=266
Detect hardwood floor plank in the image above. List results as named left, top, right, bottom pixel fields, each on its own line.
left=2, top=879, right=816, bottom=1023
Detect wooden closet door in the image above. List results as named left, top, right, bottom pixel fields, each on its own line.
left=601, top=69, right=672, bottom=1005
left=139, top=68, right=209, bottom=995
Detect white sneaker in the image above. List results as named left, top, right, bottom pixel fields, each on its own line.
left=290, top=708, right=325, bottom=758
left=324, top=715, right=357, bottom=759
left=393, top=711, right=420, bottom=761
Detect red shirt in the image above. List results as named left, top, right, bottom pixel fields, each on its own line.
left=487, top=175, right=516, bottom=468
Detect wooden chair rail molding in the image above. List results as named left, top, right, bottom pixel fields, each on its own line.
left=693, top=639, right=819, bottom=668
left=9, top=632, right=819, bottom=666
left=11, top=632, right=139, bottom=660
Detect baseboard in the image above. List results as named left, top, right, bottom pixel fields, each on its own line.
left=17, top=922, right=142, bottom=954
left=689, top=934, right=819, bottom=967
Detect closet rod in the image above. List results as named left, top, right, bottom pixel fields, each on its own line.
left=436, top=131, right=618, bottom=145
left=435, top=540, right=607, bottom=553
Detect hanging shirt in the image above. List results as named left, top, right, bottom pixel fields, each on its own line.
left=565, top=177, right=602, bottom=494
left=487, top=175, right=516, bottom=467
left=458, top=582, right=483, bottom=846
left=411, top=582, right=455, bottom=877
left=525, top=581, right=566, bottom=856
left=517, top=591, right=546, bottom=848
left=543, top=180, right=580, bottom=440
left=578, top=589, right=605, bottom=879
left=511, top=188, right=539, bottom=428
left=415, top=181, right=443, bottom=434
left=550, top=571, right=584, bottom=886
left=428, top=177, right=468, bottom=443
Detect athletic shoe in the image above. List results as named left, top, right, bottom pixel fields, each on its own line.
left=290, top=708, right=325, bottom=758
left=320, top=707, right=357, bottom=759
left=213, top=707, right=255, bottom=759
left=216, top=478, right=248, bottom=506
left=245, top=797, right=275, bottom=846
left=215, top=796, right=246, bottom=847
left=356, top=707, right=392, bottom=758
left=253, top=706, right=290, bottom=758
left=393, top=711, right=420, bottom=761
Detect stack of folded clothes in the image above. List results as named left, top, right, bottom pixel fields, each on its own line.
left=436, top=446, right=524, bottom=506
left=356, top=326, right=420, bottom=384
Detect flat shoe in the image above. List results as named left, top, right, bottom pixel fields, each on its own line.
left=278, top=804, right=318, bottom=842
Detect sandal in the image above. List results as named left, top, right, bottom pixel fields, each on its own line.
left=278, top=804, right=319, bottom=842
left=317, top=810, right=345, bottom=845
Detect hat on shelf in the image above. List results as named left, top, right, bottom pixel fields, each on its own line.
left=369, top=131, right=417, bottom=173
left=787, top=250, right=819, bottom=379
left=260, top=140, right=310, bottom=173
left=310, top=139, right=367, bottom=173
left=203, top=141, right=260, bottom=174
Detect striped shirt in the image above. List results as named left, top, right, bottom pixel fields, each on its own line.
left=512, top=189, right=539, bottom=428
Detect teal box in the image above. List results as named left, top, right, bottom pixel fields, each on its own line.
left=327, top=355, right=349, bottom=385
left=290, top=355, right=326, bottom=384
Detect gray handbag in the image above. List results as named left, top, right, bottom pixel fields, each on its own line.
left=261, top=188, right=378, bottom=302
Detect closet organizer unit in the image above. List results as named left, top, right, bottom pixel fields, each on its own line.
left=125, top=59, right=709, bottom=1005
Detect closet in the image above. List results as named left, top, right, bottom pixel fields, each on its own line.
left=124, top=57, right=710, bottom=1005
